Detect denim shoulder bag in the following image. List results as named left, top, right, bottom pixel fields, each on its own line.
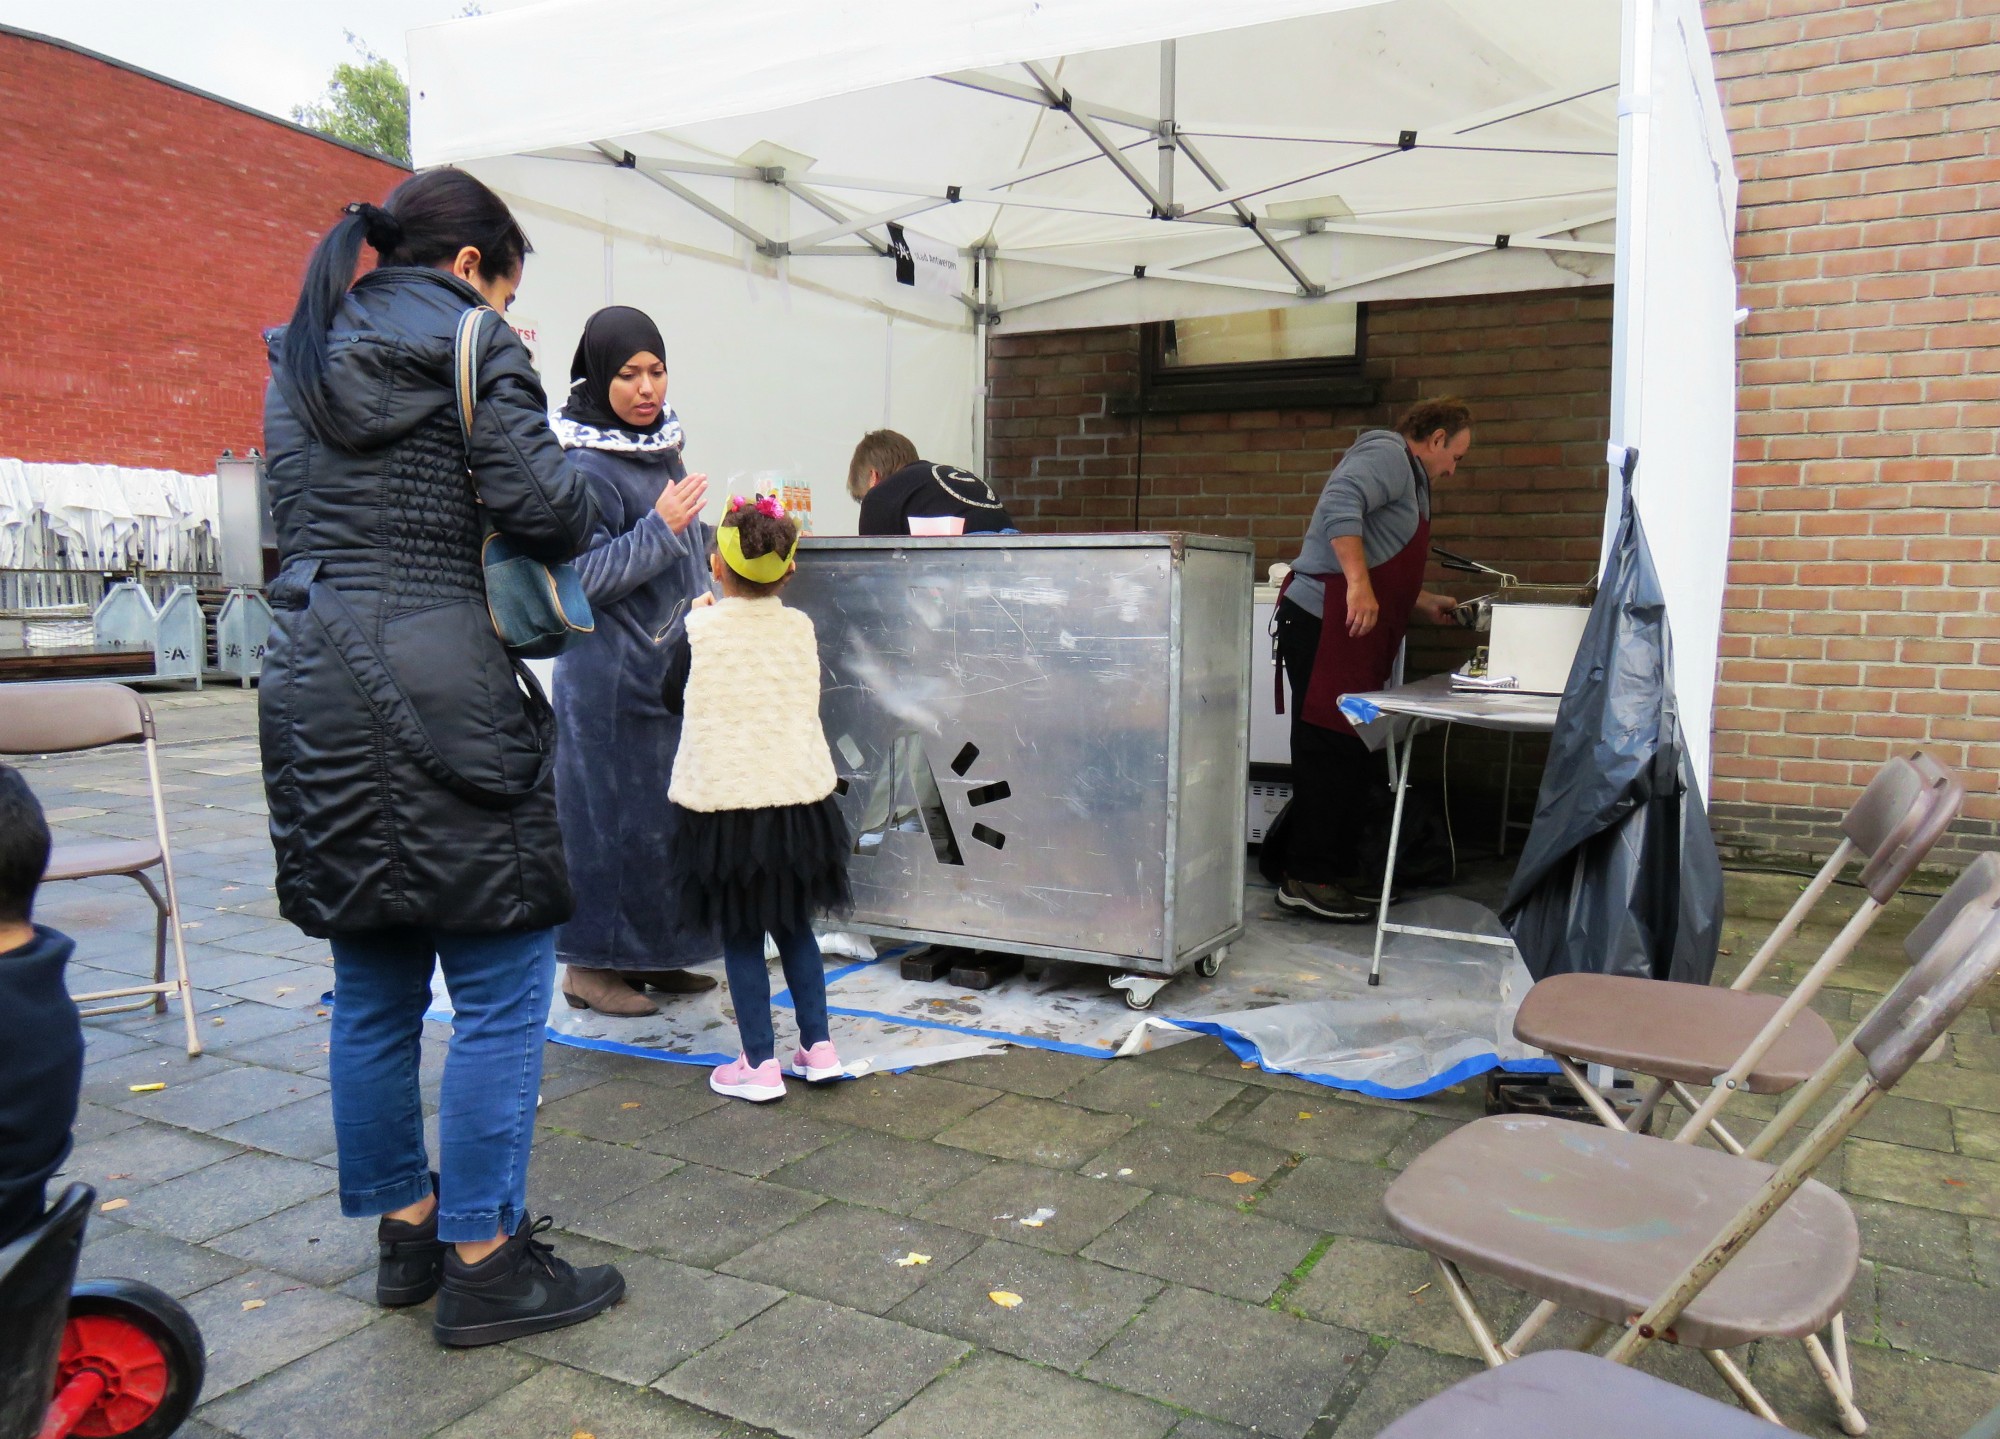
left=453, top=305, right=594, bottom=659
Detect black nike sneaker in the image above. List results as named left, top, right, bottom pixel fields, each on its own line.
left=432, top=1215, right=625, bottom=1348
left=376, top=1174, right=446, bottom=1306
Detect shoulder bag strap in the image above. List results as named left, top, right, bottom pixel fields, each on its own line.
left=452, top=305, right=489, bottom=453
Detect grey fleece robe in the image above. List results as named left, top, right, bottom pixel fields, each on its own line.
left=1286, top=429, right=1430, bottom=620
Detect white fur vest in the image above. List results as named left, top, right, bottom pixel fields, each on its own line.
left=669, top=597, right=837, bottom=812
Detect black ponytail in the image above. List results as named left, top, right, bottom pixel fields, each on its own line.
left=277, top=167, right=533, bottom=440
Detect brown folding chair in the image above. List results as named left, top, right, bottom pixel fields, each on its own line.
left=1514, top=750, right=1963, bottom=1153
left=1383, top=851, right=2000, bottom=1435
left=0, top=681, right=202, bottom=1057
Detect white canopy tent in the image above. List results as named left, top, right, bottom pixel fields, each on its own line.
left=409, top=0, right=1735, bottom=785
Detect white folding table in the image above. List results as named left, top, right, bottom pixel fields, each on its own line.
left=1337, top=674, right=1562, bottom=985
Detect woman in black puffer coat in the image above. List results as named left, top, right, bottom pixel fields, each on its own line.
left=261, top=168, right=623, bottom=1349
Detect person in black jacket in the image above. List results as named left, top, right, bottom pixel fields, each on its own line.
left=0, top=765, right=82, bottom=1251
left=847, top=428, right=1017, bottom=536
left=262, top=168, right=622, bottom=1348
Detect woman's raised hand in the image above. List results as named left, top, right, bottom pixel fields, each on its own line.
left=654, top=472, right=710, bottom=534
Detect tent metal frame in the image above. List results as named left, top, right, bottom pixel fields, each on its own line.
left=532, top=42, right=1616, bottom=324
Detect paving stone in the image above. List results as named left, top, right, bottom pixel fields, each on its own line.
left=78, top=1043, right=219, bottom=1106
left=796, top=1071, right=1000, bottom=1140
left=767, top=1130, right=994, bottom=1215
left=70, top=1100, right=146, bottom=1145
left=1130, top=1034, right=1236, bottom=1072
left=1847, top=1096, right=1955, bottom=1153
left=888, top=1237, right=1163, bottom=1371
left=914, top=1160, right=1149, bottom=1255
left=539, top=1078, right=726, bottom=1143
left=1752, top=1329, right=2000, bottom=1439
left=1288, top=1237, right=1522, bottom=1360
left=1954, top=1034, right=2000, bottom=1073
left=78, top=1025, right=160, bottom=1064
left=1849, top=1196, right=1973, bottom=1280
left=77, top=1224, right=250, bottom=1297
left=869, top=1349, right=1178, bottom=1439
left=1327, top=1341, right=1481, bottom=1437
left=1383, top=1114, right=1463, bottom=1171
left=660, top=1295, right=968, bottom=1439
left=112, top=1062, right=327, bottom=1132
left=1874, top=1262, right=2000, bottom=1370
left=1254, top=1156, right=1405, bottom=1245
left=1954, top=1106, right=2000, bottom=1163
left=195, top=1001, right=326, bottom=1054
left=181, top=1268, right=376, bottom=1401
left=642, top=1101, right=845, bottom=1177
left=571, top=1163, right=822, bottom=1267
left=198, top=1310, right=539, bottom=1437
left=1846, top=1139, right=2000, bottom=1218
left=119, top=1150, right=336, bottom=1242
left=934, top=1044, right=1105, bottom=1097
left=438, top=1363, right=741, bottom=1438
left=1971, top=1217, right=2000, bottom=1287
left=1084, top=1285, right=1370, bottom=1439
left=60, top=1123, right=239, bottom=1191
left=209, top=1022, right=334, bottom=1078
left=178, top=947, right=311, bottom=988
left=720, top=1202, right=980, bottom=1315
left=1079, top=1122, right=1297, bottom=1207
left=1059, top=1064, right=1245, bottom=1124
left=935, top=1093, right=1136, bottom=1169
left=1083, top=1193, right=1322, bottom=1304
left=1888, top=1062, right=2000, bottom=1115
left=206, top=1191, right=379, bottom=1287
left=217, top=974, right=340, bottom=1010
left=1219, top=1090, right=1419, bottom=1163
left=513, top=1241, right=784, bottom=1386
left=528, top=1130, right=683, bottom=1215
left=216, top=1093, right=338, bottom=1161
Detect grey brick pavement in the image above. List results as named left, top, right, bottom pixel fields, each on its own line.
left=18, top=688, right=2000, bottom=1436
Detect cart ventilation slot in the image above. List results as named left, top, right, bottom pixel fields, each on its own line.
left=851, top=732, right=971, bottom=865
left=951, top=743, right=979, bottom=776
left=972, top=823, right=1005, bottom=850
left=836, top=734, right=865, bottom=768
left=967, top=781, right=1011, bottom=807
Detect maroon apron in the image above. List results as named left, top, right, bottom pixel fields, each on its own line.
left=1280, top=510, right=1433, bottom=737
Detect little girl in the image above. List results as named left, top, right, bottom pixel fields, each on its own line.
left=662, top=495, right=849, bottom=1101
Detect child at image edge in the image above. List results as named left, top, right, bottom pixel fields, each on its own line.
left=662, top=495, right=849, bottom=1101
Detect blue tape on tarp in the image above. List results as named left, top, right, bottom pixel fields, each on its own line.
left=1339, top=694, right=1382, bottom=725
left=1170, top=1018, right=1559, bottom=1099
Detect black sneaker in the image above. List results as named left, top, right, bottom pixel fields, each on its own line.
left=376, top=1176, right=446, bottom=1307
left=1276, top=878, right=1372, bottom=923
left=432, top=1215, right=625, bottom=1348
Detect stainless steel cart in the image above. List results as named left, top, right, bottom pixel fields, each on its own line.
left=788, top=533, right=1252, bottom=1006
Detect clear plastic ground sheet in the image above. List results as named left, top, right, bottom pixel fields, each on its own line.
left=534, top=887, right=1555, bottom=1099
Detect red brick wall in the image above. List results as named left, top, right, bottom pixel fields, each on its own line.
left=0, top=31, right=406, bottom=472
left=986, top=289, right=1615, bottom=814
left=1704, top=0, right=2000, bottom=862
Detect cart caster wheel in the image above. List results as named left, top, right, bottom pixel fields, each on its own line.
left=1123, top=988, right=1155, bottom=1011
left=1195, top=950, right=1225, bottom=979
left=56, top=1279, right=205, bottom=1439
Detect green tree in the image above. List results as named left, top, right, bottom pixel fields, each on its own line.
left=293, top=35, right=410, bottom=164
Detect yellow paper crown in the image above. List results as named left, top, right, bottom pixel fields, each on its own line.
left=718, top=496, right=799, bottom=583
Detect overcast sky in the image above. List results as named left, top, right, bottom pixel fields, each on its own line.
left=0, top=1, right=532, bottom=122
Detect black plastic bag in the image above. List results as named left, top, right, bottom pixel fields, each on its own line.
left=1500, top=452, right=1722, bottom=984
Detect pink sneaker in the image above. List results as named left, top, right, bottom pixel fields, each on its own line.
left=790, top=1041, right=844, bottom=1084
left=710, top=1054, right=786, bottom=1102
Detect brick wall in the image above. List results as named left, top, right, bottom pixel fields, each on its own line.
left=986, top=289, right=1614, bottom=816
left=1703, top=0, right=2000, bottom=867
left=0, top=30, right=406, bottom=472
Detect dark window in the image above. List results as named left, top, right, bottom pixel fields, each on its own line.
left=1119, top=303, right=1375, bottom=415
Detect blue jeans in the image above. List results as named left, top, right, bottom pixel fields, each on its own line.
left=722, top=923, right=830, bottom=1067
left=328, top=927, right=555, bottom=1244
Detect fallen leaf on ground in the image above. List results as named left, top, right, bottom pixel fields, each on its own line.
left=1409, top=1282, right=1432, bottom=1297
left=620, top=1102, right=642, bottom=1110
left=988, top=1291, right=1024, bottom=1308
left=127, top=1083, right=165, bottom=1093
left=1116, top=1168, right=1133, bottom=1177
left=573, top=1432, right=596, bottom=1439
left=1240, top=1061, right=1258, bottom=1069
left=1944, top=1178, right=1968, bottom=1188
left=107, top=1173, right=130, bottom=1181
left=273, top=987, right=295, bottom=997
left=894, top=1253, right=931, bottom=1267
left=211, top=1018, right=226, bottom=1026
left=1203, top=1172, right=1259, bottom=1185
left=241, top=1299, right=265, bottom=1311
left=99, top=1198, right=128, bottom=1212
left=315, top=1010, right=330, bottom=1018
left=1297, top=1112, right=1313, bottom=1120
left=1018, top=1207, right=1056, bottom=1228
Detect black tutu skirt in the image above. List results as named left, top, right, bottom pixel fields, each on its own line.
left=667, top=795, right=853, bottom=938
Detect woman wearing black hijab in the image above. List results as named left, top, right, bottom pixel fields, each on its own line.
left=551, top=306, right=716, bottom=1016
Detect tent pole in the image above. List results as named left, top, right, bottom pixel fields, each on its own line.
left=1605, top=0, right=1654, bottom=571
left=1158, top=40, right=1177, bottom=213
left=973, top=248, right=991, bottom=476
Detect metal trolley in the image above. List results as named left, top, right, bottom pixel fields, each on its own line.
left=788, top=533, right=1252, bottom=1007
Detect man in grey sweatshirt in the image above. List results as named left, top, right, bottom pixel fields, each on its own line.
left=1274, top=400, right=1470, bottom=921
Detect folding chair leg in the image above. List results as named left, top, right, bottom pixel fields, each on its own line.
left=143, top=735, right=202, bottom=1059
left=1554, top=1056, right=1631, bottom=1130
left=1503, top=1298, right=1560, bottom=1359
left=1628, top=1076, right=1670, bottom=1133
left=1571, top=1317, right=1612, bottom=1352
left=1432, top=1257, right=1507, bottom=1368
left=1831, top=1311, right=1854, bottom=1396
left=1702, top=1349, right=1784, bottom=1426
left=1804, top=1332, right=1868, bottom=1435
left=135, top=871, right=169, bottom=1015
left=1668, top=1081, right=1746, bottom=1155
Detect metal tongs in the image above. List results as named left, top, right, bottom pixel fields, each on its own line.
left=1430, top=545, right=1516, bottom=629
